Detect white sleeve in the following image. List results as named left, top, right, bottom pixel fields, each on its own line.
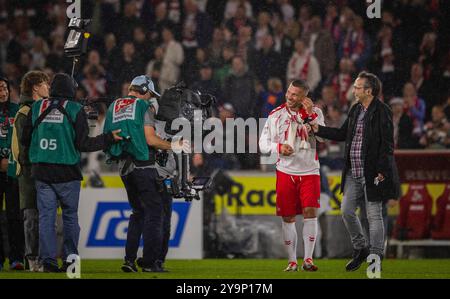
left=313, top=107, right=325, bottom=143
left=259, top=116, right=279, bottom=154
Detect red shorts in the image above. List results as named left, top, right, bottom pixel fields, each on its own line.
left=275, top=170, right=321, bottom=216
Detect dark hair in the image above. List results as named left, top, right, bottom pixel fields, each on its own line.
left=357, top=71, right=381, bottom=97
left=290, top=79, right=310, bottom=93
left=20, top=71, right=50, bottom=97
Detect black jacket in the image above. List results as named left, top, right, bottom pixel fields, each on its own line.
left=316, top=98, right=399, bottom=202
left=21, top=103, right=114, bottom=183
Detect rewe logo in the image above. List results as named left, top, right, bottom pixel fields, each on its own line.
left=66, top=0, right=81, bottom=19
left=87, top=202, right=191, bottom=247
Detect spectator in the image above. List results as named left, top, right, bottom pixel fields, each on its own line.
left=103, top=33, right=120, bottom=70
left=338, top=15, right=372, bottom=71
left=45, top=36, right=68, bottom=74
left=317, top=84, right=339, bottom=110
left=182, top=0, right=213, bottom=50
left=80, top=66, right=107, bottom=99
left=324, top=2, right=339, bottom=43
left=206, top=102, right=241, bottom=170
left=146, top=47, right=164, bottom=92
left=115, top=0, right=143, bottom=44
left=207, top=27, right=226, bottom=68
left=82, top=50, right=106, bottom=81
left=390, top=97, right=415, bottom=149
left=184, top=47, right=208, bottom=86
left=166, top=0, right=183, bottom=25
left=419, top=105, right=450, bottom=149
left=286, top=38, right=321, bottom=92
left=0, top=21, right=22, bottom=72
left=159, top=26, right=184, bottom=92
left=252, top=34, right=283, bottom=89
left=223, top=56, right=256, bottom=119
left=225, top=4, right=254, bottom=35
left=438, top=51, right=450, bottom=102
left=254, top=11, right=273, bottom=51
left=133, top=26, right=152, bottom=65
left=191, top=62, right=221, bottom=103
left=298, top=3, right=313, bottom=35
left=235, top=25, right=255, bottom=64
left=409, top=62, right=434, bottom=115
left=149, top=2, right=177, bottom=45
left=329, top=58, right=355, bottom=112
left=110, top=42, right=145, bottom=92
left=29, top=36, right=49, bottom=70
left=444, top=93, right=450, bottom=121
left=224, top=0, right=253, bottom=21
left=214, top=45, right=235, bottom=87
left=272, top=21, right=294, bottom=75
left=304, top=15, right=336, bottom=82
left=258, top=77, right=284, bottom=118
left=403, top=81, right=426, bottom=139
left=278, top=0, right=295, bottom=23
left=418, top=32, right=438, bottom=79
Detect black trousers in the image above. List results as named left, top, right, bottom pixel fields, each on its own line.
left=121, top=168, right=163, bottom=267
left=160, top=191, right=173, bottom=262
left=0, top=173, right=25, bottom=264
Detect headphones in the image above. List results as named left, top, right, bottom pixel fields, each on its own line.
left=137, top=76, right=152, bottom=95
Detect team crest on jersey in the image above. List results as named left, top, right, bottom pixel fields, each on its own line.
left=112, top=98, right=137, bottom=123
left=39, top=99, right=68, bottom=124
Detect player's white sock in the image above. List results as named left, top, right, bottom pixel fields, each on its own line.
left=303, top=218, right=318, bottom=262
left=282, top=221, right=297, bottom=263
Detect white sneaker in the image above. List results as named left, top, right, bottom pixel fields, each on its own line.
left=284, top=261, right=298, bottom=272
left=28, top=259, right=43, bottom=272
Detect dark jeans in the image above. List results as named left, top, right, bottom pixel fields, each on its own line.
left=0, top=174, right=25, bottom=265
left=35, top=180, right=80, bottom=266
left=121, top=168, right=165, bottom=267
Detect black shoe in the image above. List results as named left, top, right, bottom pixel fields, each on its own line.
left=142, top=260, right=168, bottom=273
left=345, top=247, right=369, bottom=272
left=121, top=260, right=138, bottom=273
left=43, top=263, right=63, bottom=273
left=60, top=261, right=75, bottom=272
left=136, top=257, right=143, bottom=268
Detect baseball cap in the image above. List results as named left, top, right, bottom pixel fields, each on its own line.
left=131, top=75, right=160, bottom=97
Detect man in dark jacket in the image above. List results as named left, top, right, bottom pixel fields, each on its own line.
left=312, top=72, right=397, bottom=271
left=21, top=73, right=122, bottom=272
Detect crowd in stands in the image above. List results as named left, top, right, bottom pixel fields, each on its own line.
left=0, top=0, right=449, bottom=172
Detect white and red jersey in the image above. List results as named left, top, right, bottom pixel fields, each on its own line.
left=259, top=103, right=325, bottom=176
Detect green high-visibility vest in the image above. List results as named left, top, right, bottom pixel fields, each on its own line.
left=104, top=96, right=152, bottom=162
left=29, top=99, right=82, bottom=165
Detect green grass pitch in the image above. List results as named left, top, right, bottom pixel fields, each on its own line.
left=1, top=259, right=450, bottom=279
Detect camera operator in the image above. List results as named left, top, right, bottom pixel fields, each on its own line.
left=21, top=73, right=122, bottom=272
left=133, top=120, right=178, bottom=272
left=104, top=75, right=188, bottom=273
